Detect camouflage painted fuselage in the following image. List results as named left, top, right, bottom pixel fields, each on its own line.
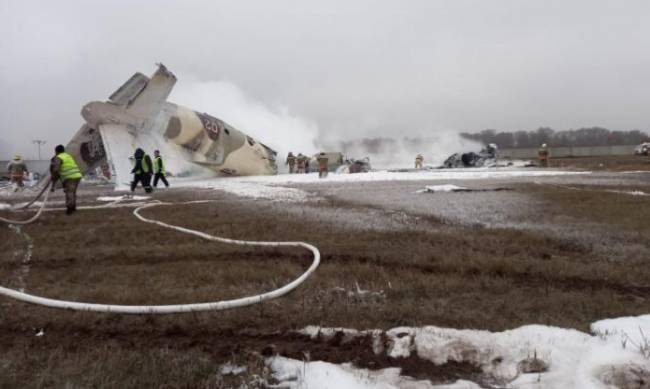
left=65, top=65, right=277, bottom=184
left=160, top=104, right=277, bottom=176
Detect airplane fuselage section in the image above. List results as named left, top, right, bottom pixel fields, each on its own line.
left=71, top=66, right=278, bottom=180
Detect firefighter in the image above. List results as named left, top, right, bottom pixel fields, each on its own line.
left=296, top=153, right=306, bottom=174
left=317, top=152, right=329, bottom=178
left=286, top=152, right=297, bottom=174
left=50, top=145, right=82, bottom=215
left=304, top=157, right=310, bottom=173
left=7, top=154, right=28, bottom=192
left=486, top=143, right=498, bottom=158
left=130, top=148, right=153, bottom=193
left=152, top=150, right=169, bottom=188
left=415, top=154, right=424, bottom=169
left=538, top=143, right=549, bottom=167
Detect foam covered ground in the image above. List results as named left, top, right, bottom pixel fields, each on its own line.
left=184, top=168, right=589, bottom=201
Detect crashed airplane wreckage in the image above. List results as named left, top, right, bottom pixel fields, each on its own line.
left=65, top=64, right=278, bottom=186
left=442, top=143, right=514, bottom=168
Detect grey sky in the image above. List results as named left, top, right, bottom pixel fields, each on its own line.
left=1, top=0, right=649, bottom=159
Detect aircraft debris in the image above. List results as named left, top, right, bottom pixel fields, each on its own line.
left=345, top=157, right=372, bottom=173
left=306, top=152, right=372, bottom=174
left=307, top=152, right=343, bottom=173
left=442, top=143, right=508, bottom=168
left=62, top=64, right=278, bottom=188
left=334, top=156, right=372, bottom=174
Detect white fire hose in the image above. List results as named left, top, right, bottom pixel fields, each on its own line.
left=0, top=180, right=52, bottom=225
left=0, top=186, right=320, bottom=314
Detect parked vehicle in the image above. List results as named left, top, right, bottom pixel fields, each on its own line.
left=634, top=142, right=650, bottom=156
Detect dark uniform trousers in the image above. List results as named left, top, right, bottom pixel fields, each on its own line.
left=131, top=174, right=153, bottom=193
left=153, top=173, right=169, bottom=188
left=63, top=178, right=81, bottom=210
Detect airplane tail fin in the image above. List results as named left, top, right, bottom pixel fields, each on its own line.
left=109, top=73, right=149, bottom=107
left=109, top=64, right=177, bottom=120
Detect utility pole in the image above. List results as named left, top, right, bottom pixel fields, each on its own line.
left=32, top=140, right=46, bottom=160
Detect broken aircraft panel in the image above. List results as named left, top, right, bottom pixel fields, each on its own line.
left=64, top=64, right=278, bottom=187
left=442, top=144, right=504, bottom=168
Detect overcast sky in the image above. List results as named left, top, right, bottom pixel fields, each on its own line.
left=1, top=0, right=650, bottom=159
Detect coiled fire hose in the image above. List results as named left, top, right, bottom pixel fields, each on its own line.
left=0, top=182, right=320, bottom=314
left=0, top=179, right=52, bottom=225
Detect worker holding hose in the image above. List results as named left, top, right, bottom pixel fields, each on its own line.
left=50, top=145, right=82, bottom=215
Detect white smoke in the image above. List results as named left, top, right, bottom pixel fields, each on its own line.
left=170, top=78, right=318, bottom=172
left=319, top=131, right=483, bottom=169
left=169, top=76, right=482, bottom=172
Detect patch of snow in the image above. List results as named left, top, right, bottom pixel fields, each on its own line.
left=217, top=169, right=589, bottom=186
left=269, top=357, right=471, bottom=389
left=279, top=316, right=650, bottom=389
left=621, top=171, right=650, bottom=174
left=604, top=189, right=649, bottom=196
left=219, top=363, right=247, bottom=376
left=191, top=180, right=312, bottom=202
left=299, top=326, right=361, bottom=342
left=97, top=195, right=150, bottom=201
left=35, top=329, right=44, bottom=337
left=180, top=169, right=588, bottom=201
left=10, top=201, right=44, bottom=209
left=592, top=314, right=650, bottom=349
left=416, top=184, right=467, bottom=193
left=331, top=283, right=386, bottom=300
left=0, top=203, right=11, bottom=210
left=387, top=327, right=416, bottom=358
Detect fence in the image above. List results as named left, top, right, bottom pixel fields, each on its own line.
left=499, top=145, right=636, bottom=159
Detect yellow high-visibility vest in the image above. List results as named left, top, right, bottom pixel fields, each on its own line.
left=153, top=156, right=165, bottom=175
left=136, top=155, right=151, bottom=174
left=142, top=155, right=151, bottom=174
left=56, top=152, right=82, bottom=181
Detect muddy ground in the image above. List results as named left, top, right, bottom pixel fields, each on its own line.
left=0, top=160, right=649, bottom=388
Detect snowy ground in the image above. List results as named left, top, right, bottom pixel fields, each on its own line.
left=2, top=167, right=649, bottom=388
left=180, top=168, right=590, bottom=203
left=186, top=168, right=648, bottom=388
left=268, top=315, right=650, bottom=388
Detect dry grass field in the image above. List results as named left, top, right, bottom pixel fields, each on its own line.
left=0, top=166, right=649, bottom=387
left=548, top=154, right=650, bottom=171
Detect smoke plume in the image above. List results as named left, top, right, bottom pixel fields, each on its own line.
left=318, top=132, right=482, bottom=169
left=170, top=77, right=319, bottom=172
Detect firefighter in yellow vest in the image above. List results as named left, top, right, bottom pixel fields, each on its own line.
left=130, top=148, right=153, bottom=193
left=415, top=154, right=424, bottom=169
left=152, top=150, right=169, bottom=188
left=50, top=145, right=82, bottom=215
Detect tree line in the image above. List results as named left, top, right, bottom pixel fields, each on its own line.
left=460, top=127, right=650, bottom=148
